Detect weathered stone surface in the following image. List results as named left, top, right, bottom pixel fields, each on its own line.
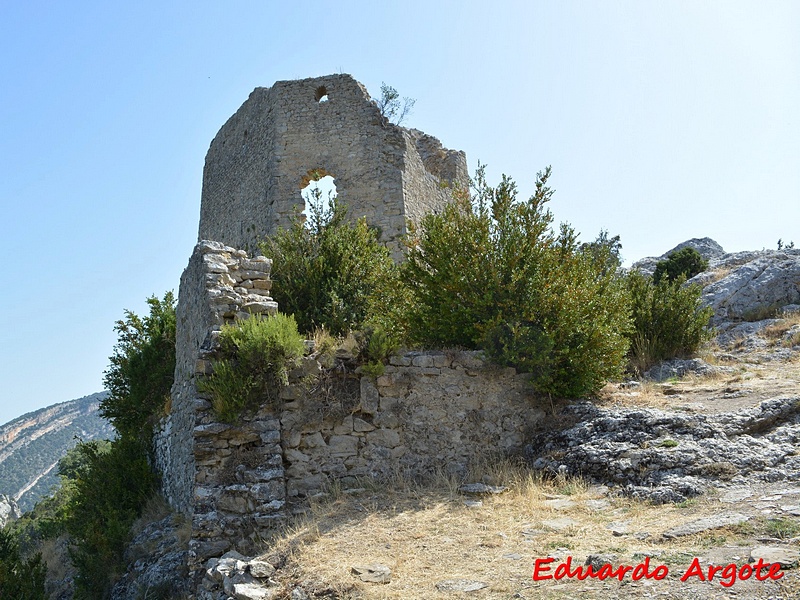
left=663, top=513, right=750, bottom=538
left=644, top=358, right=719, bottom=382
left=360, top=378, right=379, bottom=415
left=585, top=554, right=619, bottom=570
left=702, top=253, right=800, bottom=324
left=199, top=75, right=468, bottom=258
left=632, top=237, right=726, bottom=276
left=459, top=483, right=508, bottom=495
left=351, top=564, right=391, bottom=584
left=543, top=498, right=576, bottom=510
left=233, top=582, right=275, bottom=600
left=527, top=397, right=800, bottom=503
left=750, top=546, right=799, bottom=568
left=111, top=515, right=190, bottom=600
left=0, top=494, right=21, bottom=528
left=366, top=428, right=401, bottom=448
left=435, top=579, right=488, bottom=592
left=541, top=517, right=578, bottom=531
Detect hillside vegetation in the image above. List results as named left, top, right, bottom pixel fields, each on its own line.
left=0, top=393, right=114, bottom=512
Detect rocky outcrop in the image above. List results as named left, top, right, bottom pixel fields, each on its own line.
left=634, top=238, right=800, bottom=327
left=632, top=237, right=726, bottom=277
left=110, top=514, right=190, bottom=600
left=700, top=253, right=800, bottom=324
left=0, top=493, right=21, bottom=527
left=527, top=396, right=800, bottom=503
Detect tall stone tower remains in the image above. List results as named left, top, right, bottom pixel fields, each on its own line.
left=198, top=74, right=468, bottom=254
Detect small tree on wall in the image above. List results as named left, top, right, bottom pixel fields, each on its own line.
left=376, top=82, right=416, bottom=126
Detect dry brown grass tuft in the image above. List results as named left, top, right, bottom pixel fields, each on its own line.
left=761, top=312, right=800, bottom=345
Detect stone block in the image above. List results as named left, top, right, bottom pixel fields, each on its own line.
left=300, top=432, right=326, bottom=449
left=333, top=416, right=354, bottom=435
left=328, top=435, right=359, bottom=457
left=412, top=354, right=436, bottom=368
left=353, top=417, right=375, bottom=432
left=284, top=430, right=301, bottom=448
left=360, top=378, right=379, bottom=415
left=285, top=448, right=310, bottom=463
left=366, top=429, right=401, bottom=448
left=389, top=355, right=412, bottom=367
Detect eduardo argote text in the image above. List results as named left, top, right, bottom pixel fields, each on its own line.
left=533, top=556, right=784, bottom=588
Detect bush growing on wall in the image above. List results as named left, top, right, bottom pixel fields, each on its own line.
left=200, top=313, right=306, bottom=422
left=260, top=192, right=406, bottom=339
left=626, top=270, right=714, bottom=373
left=402, top=166, right=631, bottom=398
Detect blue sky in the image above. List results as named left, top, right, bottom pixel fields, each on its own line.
left=1, top=1, right=798, bottom=425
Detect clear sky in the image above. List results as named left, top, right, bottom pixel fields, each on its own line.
left=1, top=1, right=798, bottom=426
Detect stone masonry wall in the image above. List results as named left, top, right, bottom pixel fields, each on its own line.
left=157, top=241, right=546, bottom=573
left=198, top=74, right=468, bottom=256
left=154, top=241, right=278, bottom=519
left=281, top=351, right=545, bottom=501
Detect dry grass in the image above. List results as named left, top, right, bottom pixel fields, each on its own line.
left=703, top=266, right=734, bottom=285
left=259, top=463, right=799, bottom=599
left=761, top=312, right=800, bottom=345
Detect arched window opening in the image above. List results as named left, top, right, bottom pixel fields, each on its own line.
left=300, top=171, right=337, bottom=231
left=315, top=85, right=329, bottom=103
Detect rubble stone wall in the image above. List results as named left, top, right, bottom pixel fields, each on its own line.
left=156, top=241, right=544, bottom=569
left=281, top=352, right=543, bottom=500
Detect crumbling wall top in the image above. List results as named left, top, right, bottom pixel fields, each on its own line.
left=199, top=74, right=467, bottom=256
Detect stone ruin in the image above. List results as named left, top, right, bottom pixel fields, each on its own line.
left=198, top=73, right=468, bottom=257
left=153, top=76, right=542, bottom=573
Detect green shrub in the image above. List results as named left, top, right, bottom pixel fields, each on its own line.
left=626, top=271, right=714, bottom=373
left=260, top=193, right=405, bottom=339
left=201, top=313, right=305, bottom=422
left=402, top=166, right=631, bottom=398
left=56, top=292, right=173, bottom=599
left=652, top=247, right=708, bottom=284
left=102, top=292, right=176, bottom=441
left=0, top=528, right=47, bottom=600
left=66, top=438, right=157, bottom=600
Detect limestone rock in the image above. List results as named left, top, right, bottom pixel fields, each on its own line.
left=459, top=483, right=508, bottom=495
left=351, top=563, right=391, bottom=583
left=702, top=253, right=800, bottom=324
left=663, top=513, right=750, bottom=538
left=632, top=237, right=725, bottom=277
left=526, top=396, right=800, bottom=504
left=248, top=559, right=276, bottom=578
left=750, top=546, right=799, bottom=568
left=585, top=554, right=618, bottom=569
left=435, top=579, right=488, bottom=592
left=0, top=494, right=21, bottom=528
left=644, top=358, right=717, bottom=382
left=542, top=517, right=577, bottom=531
left=232, top=582, right=276, bottom=600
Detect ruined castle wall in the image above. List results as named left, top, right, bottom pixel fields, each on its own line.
left=281, top=352, right=544, bottom=500
left=159, top=241, right=544, bottom=569
left=154, top=241, right=278, bottom=516
left=199, top=75, right=467, bottom=255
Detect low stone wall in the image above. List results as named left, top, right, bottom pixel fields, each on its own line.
left=281, top=351, right=544, bottom=499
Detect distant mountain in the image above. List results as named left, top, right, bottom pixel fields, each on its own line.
left=0, top=392, right=114, bottom=512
